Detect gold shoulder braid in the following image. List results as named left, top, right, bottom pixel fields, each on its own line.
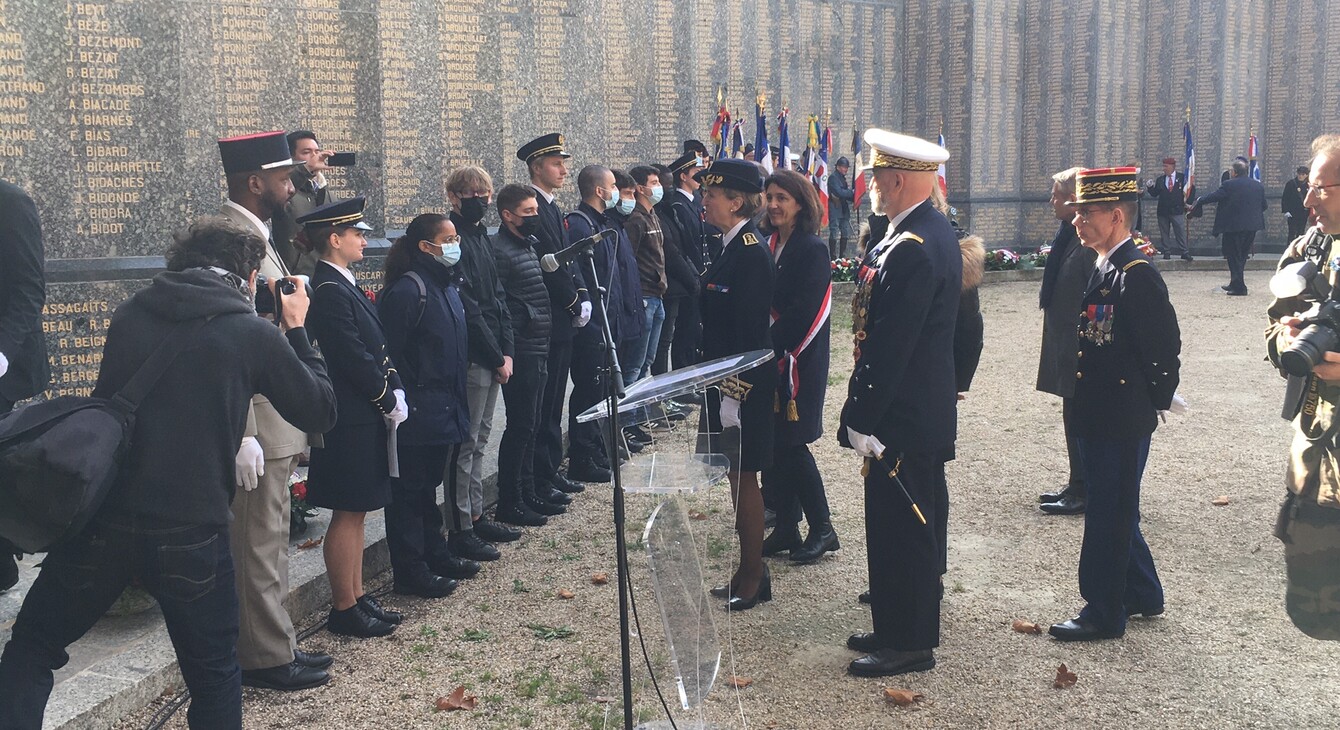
left=1122, top=259, right=1149, bottom=271
left=720, top=375, right=752, bottom=402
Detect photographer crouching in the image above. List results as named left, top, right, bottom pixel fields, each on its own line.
left=0, top=219, right=336, bottom=729
left=1267, top=134, right=1340, bottom=642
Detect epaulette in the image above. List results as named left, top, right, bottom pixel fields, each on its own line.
left=894, top=232, right=925, bottom=245
left=743, top=232, right=759, bottom=245
left=1122, top=259, right=1149, bottom=271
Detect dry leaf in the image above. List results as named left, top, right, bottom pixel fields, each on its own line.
left=1211, top=495, right=1231, bottom=506
left=297, top=536, right=324, bottom=550
left=557, top=589, right=575, bottom=600
left=1053, top=663, right=1078, bottom=689
left=727, top=675, right=753, bottom=688
left=1011, top=619, right=1043, bottom=634
left=591, top=572, right=609, bottom=585
left=688, top=510, right=708, bottom=520
left=593, top=695, right=613, bottom=704
left=882, top=688, right=924, bottom=706
left=433, top=685, right=477, bottom=711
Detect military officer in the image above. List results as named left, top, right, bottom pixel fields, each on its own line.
left=667, top=151, right=709, bottom=373
left=1050, top=166, right=1181, bottom=642
left=839, top=130, right=959, bottom=677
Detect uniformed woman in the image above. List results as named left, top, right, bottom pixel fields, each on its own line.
left=758, top=169, right=837, bottom=565
left=696, top=159, right=778, bottom=611
left=301, top=197, right=405, bottom=639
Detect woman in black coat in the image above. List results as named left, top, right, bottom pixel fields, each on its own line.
left=697, top=159, right=777, bottom=611
left=758, top=170, right=837, bottom=565
left=301, top=197, right=405, bottom=639
left=379, top=213, right=480, bottom=599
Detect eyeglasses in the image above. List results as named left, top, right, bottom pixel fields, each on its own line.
left=1307, top=182, right=1340, bottom=196
left=429, top=235, right=462, bottom=247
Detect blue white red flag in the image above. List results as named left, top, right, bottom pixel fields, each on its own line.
left=1249, top=132, right=1261, bottom=181
left=778, top=108, right=791, bottom=170
left=936, top=131, right=948, bottom=197
left=1183, top=117, right=1196, bottom=200
left=755, top=102, right=773, bottom=175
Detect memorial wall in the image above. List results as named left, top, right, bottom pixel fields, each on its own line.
left=0, top=0, right=1335, bottom=397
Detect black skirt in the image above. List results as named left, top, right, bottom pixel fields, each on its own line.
left=307, top=421, right=392, bottom=512
left=697, top=386, right=775, bottom=473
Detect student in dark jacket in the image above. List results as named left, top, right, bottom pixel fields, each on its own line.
left=491, top=184, right=556, bottom=527
left=446, top=166, right=521, bottom=549
left=757, top=171, right=838, bottom=566
left=0, top=219, right=335, bottom=729
left=608, top=169, right=646, bottom=384
left=301, top=198, right=409, bottom=638
left=1283, top=165, right=1310, bottom=241
left=655, top=165, right=702, bottom=375
left=380, top=214, right=484, bottom=597
left=1191, top=159, right=1268, bottom=295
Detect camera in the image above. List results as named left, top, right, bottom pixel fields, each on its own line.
left=1281, top=300, right=1340, bottom=378
left=254, top=275, right=301, bottom=316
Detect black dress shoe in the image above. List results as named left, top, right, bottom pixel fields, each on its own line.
left=1128, top=605, right=1164, bottom=618
left=476, top=518, right=523, bottom=542
left=293, top=649, right=334, bottom=670
left=327, top=604, right=397, bottom=637
left=1038, top=485, right=1076, bottom=503
left=1181, top=253, right=1194, bottom=262
left=1048, top=617, right=1123, bottom=641
left=428, top=553, right=481, bottom=580
left=552, top=473, right=588, bottom=493
left=847, top=648, right=935, bottom=677
left=761, top=525, right=802, bottom=556
left=241, top=661, right=330, bottom=690
left=525, top=492, right=567, bottom=516
left=725, top=566, right=772, bottom=612
left=1040, top=494, right=1087, bottom=515
left=450, top=530, right=502, bottom=562
left=566, top=461, right=611, bottom=484
left=394, top=571, right=460, bottom=598
left=495, top=504, right=548, bottom=527
left=0, top=552, right=17, bottom=592
left=1225, top=289, right=1248, bottom=297
left=846, top=632, right=885, bottom=653
left=357, top=594, right=402, bottom=625
left=789, top=525, right=841, bottom=564
left=538, top=484, right=573, bottom=505
left=858, top=590, right=871, bottom=604
left=1162, top=253, right=1171, bottom=260
left=625, top=438, right=644, bottom=454
left=624, top=425, right=653, bottom=445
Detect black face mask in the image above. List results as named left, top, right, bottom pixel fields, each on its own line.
left=459, top=196, right=487, bottom=226
left=517, top=214, right=541, bottom=238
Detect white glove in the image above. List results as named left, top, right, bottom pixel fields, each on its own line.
left=1285, top=212, right=1293, bottom=219
left=0, top=351, right=8, bottom=379
left=846, top=426, right=886, bottom=459
left=573, top=301, right=592, bottom=328
left=234, top=436, right=265, bottom=491
left=719, top=396, right=741, bottom=429
left=386, top=388, right=409, bottom=426
left=1169, top=393, right=1189, bottom=414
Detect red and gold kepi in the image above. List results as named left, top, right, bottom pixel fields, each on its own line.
left=1069, top=166, right=1142, bottom=206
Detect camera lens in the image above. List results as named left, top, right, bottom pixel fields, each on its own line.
left=1282, top=324, right=1340, bottom=378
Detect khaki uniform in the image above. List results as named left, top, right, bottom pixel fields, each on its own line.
left=1266, top=227, right=1340, bottom=640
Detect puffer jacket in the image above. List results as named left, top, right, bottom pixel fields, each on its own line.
left=492, top=226, right=552, bottom=356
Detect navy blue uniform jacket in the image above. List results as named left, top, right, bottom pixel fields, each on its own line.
left=309, top=261, right=403, bottom=426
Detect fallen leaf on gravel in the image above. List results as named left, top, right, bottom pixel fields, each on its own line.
left=297, top=537, right=323, bottom=549
left=688, top=510, right=708, bottom=520
left=1011, top=619, right=1042, bottom=634
left=433, top=685, right=477, bottom=711
left=591, top=572, right=609, bottom=585
left=727, top=675, right=753, bottom=688
left=1053, top=663, right=1078, bottom=689
left=593, top=695, right=613, bottom=703
left=557, top=589, right=575, bottom=599
left=1211, top=495, right=1231, bottom=506
left=882, top=688, right=924, bottom=706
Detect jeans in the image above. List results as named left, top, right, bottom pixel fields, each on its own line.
left=630, top=296, right=665, bottom=384
left=0, top=520, right=241, bottom=730
left=497, top=354, right=547, bottom=511
left=453, top=363, right=500, bottom=524
left=388, top=444, right=452, bottom=580
left=653, top=298, right=680, bottom=375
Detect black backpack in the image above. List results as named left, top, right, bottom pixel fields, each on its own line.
left=0, top=318, right=205, bottom=552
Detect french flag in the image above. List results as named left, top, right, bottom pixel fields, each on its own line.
left=816, top=126, right=831, bottom=226
left=1184, top=118, right=1196, bottom=199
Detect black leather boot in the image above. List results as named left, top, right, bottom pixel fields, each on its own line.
left=761, top=524, right=802, bottom=557
left=789, top=524, right=840, bottom=564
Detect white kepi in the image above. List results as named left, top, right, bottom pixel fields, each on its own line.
left=860, top=129, right=950, bottom=171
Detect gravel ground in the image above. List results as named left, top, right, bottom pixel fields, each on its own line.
left=119, top=269, right=1340, bottom=730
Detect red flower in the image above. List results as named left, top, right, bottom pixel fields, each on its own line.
left=291, top=481, right=307, bottom=501
left=363, top=288, right=377, bottom=303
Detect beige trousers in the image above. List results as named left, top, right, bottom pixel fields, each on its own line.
left=231, top=453, right=302, bottom=670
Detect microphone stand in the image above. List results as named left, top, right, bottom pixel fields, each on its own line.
left=576, top=245, right=634, bottom=730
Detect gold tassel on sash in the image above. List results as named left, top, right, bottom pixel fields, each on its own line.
left=786, top=398, right=799, bottom=421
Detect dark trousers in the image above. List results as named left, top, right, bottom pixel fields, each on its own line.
left=671, top=295, right=701, bottom=369
left=534, top=337, right=573, bottom=484
left=1221, top=230, right=1256, bottom=294
left=0, top=521, right=240, bottom=730
left=1288, top=215, right=1307, bottom=242
left=761, top=443, right=831, bottom=530
left=567, top=338, right=608, bottom=466
left=865, top=452, right=946, bottom=651
left=653, top=297, right=681, bottom=375
left=497, top=354, right=547, bottom=510
left=1063, top=397, right=1086, bottom=496
left=1075, top=436, right=1163, bottom=634
left=387, top=444, right=453, bottom=579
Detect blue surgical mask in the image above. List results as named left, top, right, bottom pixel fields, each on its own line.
left=648, top=185, right=664, bottom=205
left=429, top=241, right=462, bottom=268
left=604, top=186, right=620, bottom=210
left=618, top=198, right=636, bottom=216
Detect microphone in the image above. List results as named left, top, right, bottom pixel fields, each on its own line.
left=540, top=230, right=607, bottom=272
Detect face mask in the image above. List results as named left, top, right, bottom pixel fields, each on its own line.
left=517, top=214, right=541, bottom=238
left=618, top=198, right=636, bottom=216
left=458, top=196, right=487, bottom=225
left=604, top=186, right=620, bottom=210
left=648, top=185, right=664, bottom=205
left=436, top=243, right=469, bottom=269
